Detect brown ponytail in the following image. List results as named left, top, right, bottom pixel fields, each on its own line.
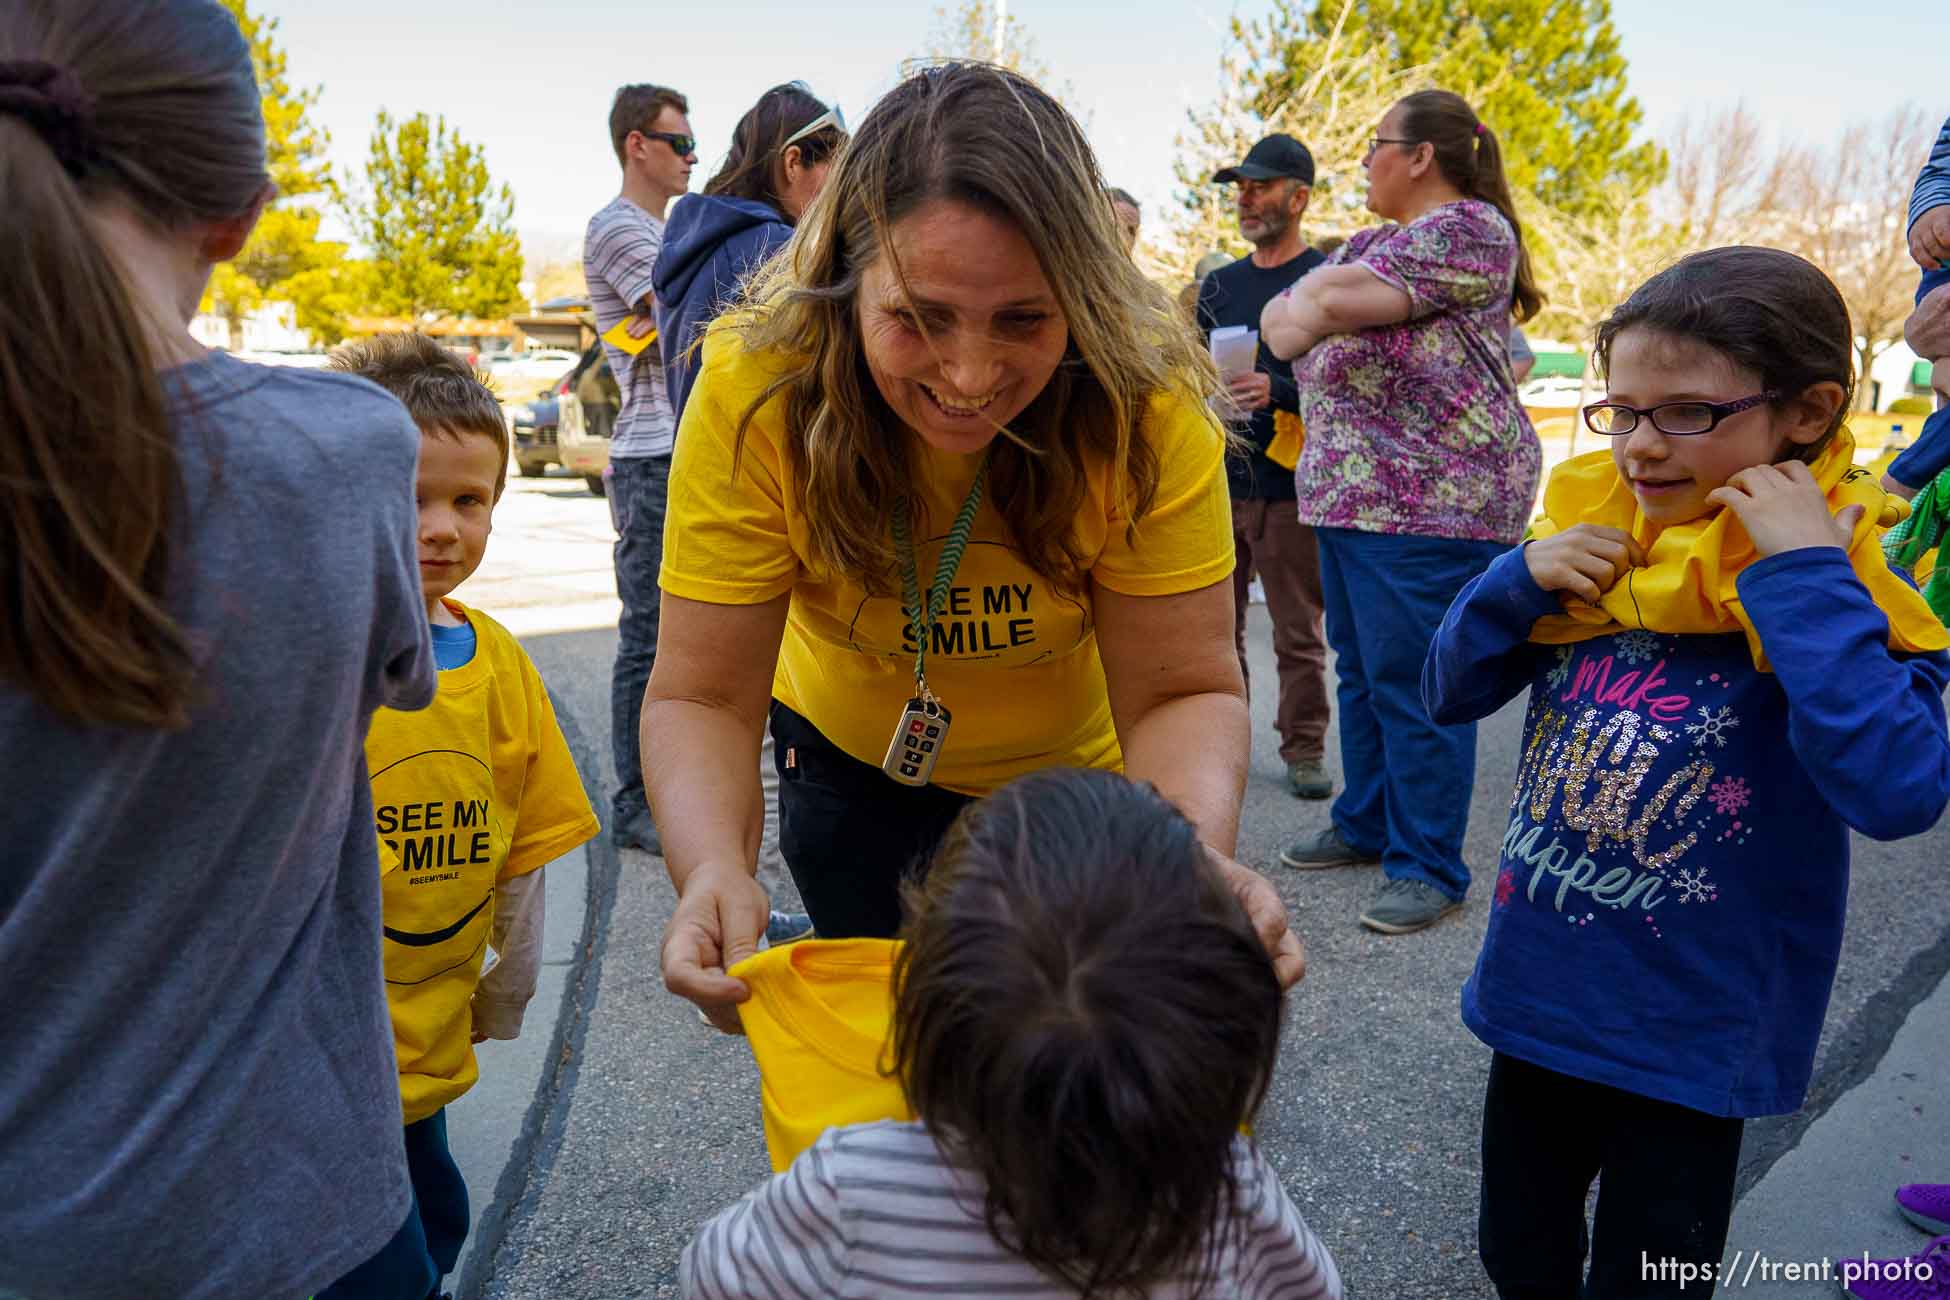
left=1397, top=89, right=1544, bottom=324
left=0, top=0, right=270, bottom=729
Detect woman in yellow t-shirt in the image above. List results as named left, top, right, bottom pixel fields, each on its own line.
left=647, top=63, right=1304, bottom=1032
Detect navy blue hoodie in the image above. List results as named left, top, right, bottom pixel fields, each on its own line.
left=652, top=194, right=794, bottom=423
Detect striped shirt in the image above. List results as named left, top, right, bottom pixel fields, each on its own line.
left=1913, top=115, right=1950, bottom=235
left=680, top=1121, right=1343, bottom=1299
left=583, top=194, right=678, bottom=459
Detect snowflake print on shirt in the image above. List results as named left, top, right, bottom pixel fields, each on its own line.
left=1614, top=629, right=1661, bottom=665
left=1686, top=704, right=1741, bottom=748
left=1495, top=632, right=1756, bottom=942
left=1673, top=867, right=1717, bottom=904
left=1545, top=645, right=1573, bottom=690
left=1709, top=776, right=1750, bottom=816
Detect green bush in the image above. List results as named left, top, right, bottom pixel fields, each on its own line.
left=1889, top=396, right=1936, bottom=416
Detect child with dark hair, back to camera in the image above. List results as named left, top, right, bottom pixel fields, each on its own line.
left=680, top=767, right=1342, bottom=1299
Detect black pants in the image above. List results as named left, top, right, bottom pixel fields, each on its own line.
left=1479, top=1052, right=1744, bottom=1300
left=320, top=1109, right=469, bottom=1300
left=769, top=702, right=974, bottom=939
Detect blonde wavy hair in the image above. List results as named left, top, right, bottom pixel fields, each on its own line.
left=727, top=62, right=1223, bottom=597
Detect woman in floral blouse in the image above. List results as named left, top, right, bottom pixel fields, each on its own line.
left=1262, top=89, right=1542, bottom=936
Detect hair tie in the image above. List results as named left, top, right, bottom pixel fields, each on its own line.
left=1473, top=122, right=1488, bottom=139
left=0, top=59, right=99, bottom=176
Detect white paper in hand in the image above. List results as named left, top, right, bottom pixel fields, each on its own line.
left=1210, top=325, right=1259, bottom=378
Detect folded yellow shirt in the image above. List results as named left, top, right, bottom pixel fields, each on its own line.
left=728, top=936, right=1253, bottom=1170
left=1265, top=410, right=1305, bottom=470
left=1528, top=431, right=1946, bottom=670
left=730, top=939, right=910, bottom=1172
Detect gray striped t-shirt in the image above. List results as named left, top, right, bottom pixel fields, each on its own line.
left=583, top=193, right=678, bottom=459
left=680, top=1120, right=1343, bottom=1299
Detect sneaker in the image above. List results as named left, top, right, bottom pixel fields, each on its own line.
left=1286, top=761, right=1333, bottom=800
left=1278, top=826, right=1381, bottom=871
left=765, top=910, right=814, bottom=946
left=1837, top=1234, right=1950, bottom=1298
left=1899, top=1187, right=1950, bottom=1237
left=1358, top=877, right=1462, bottom=935
left=615, top=808, right=661, bottom=854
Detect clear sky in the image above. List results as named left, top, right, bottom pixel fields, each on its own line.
left=255, top=0, right=1939, bottom=272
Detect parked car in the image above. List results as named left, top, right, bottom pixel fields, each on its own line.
left=1518, top=375, right=1586, bottom=410
left=489, top=348, right=581, bottom=385
left=503, top=385, right=562, bottom=477
left=556, top=341, right=619, bottom=496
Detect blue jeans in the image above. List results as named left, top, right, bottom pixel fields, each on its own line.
left=319, top=1109, right=468, bottom=1300
left=1315, top=527, right=1509, bottom=899
left=609, top=455, right=670, bottom=828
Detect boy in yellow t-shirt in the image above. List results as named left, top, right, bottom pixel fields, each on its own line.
left=321, top=335, right=600, bottom=1300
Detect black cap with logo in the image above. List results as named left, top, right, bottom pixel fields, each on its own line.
left=1212, top=133, right=1316, bottom=186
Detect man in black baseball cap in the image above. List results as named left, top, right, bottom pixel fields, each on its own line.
left=1212, top=133, right=1317, bottom=186
left=1197, top=132, right=1334, bottom=802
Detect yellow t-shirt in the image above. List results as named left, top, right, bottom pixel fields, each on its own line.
left=729, top=936, right=1252, bottom=1172
left=730, top=939, right=910, bottom=1172
left=366, top=601, right=601, bottom=1123
left=661, top=328, right=1236, bottom=793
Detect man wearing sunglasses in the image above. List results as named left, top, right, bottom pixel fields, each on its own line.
left=583, top=83, right=696, bottom=855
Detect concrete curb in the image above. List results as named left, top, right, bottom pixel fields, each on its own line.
left=1725, top=967, right=1950, bottom=1295
left=1737, top=924, right=1950, bottom=1201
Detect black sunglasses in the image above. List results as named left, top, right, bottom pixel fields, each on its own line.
left=1582, top=391, right=1779, bottom=437
left=638, top=130, right=696, bottom=158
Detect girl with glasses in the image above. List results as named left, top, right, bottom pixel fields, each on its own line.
left=1424, top=245, right=1950, bottom=1299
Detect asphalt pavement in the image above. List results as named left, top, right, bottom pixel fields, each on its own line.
left=448, top=466, right=1950, bottom=1299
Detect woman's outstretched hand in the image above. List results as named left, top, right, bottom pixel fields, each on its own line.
left=661, top=863, right=771, bottom=1034
left=1208, top=847, right=1307, bottom=988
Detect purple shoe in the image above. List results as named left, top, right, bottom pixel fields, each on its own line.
left=1837, top=1235, right=1950, bottom=1298
left=1900, top=1186, right=1950, bottom=1236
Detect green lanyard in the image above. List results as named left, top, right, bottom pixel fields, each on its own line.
left=891, top=451, right=991, bottom=698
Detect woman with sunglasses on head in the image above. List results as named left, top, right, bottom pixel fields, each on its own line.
left=646, top=62, right=1305, bottom=1035
left=653, top=83, right=845, bottom=422
left=1260, top=89, right=1543, bottom=937
left=1424, top=245, right=1950, bottom=1299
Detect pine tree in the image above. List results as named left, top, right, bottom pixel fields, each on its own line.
left=1172, top=0, right=1665, bottom=278
left=1280, top=0, right=1662, bottom=218
left=348, top=111, right=524, bottom=322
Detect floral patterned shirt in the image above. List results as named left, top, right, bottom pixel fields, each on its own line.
left=1292, top=199, right=1540, bottom=543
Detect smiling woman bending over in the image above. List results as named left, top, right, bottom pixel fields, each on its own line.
left=646, top=62, right=1304, bottom=1031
